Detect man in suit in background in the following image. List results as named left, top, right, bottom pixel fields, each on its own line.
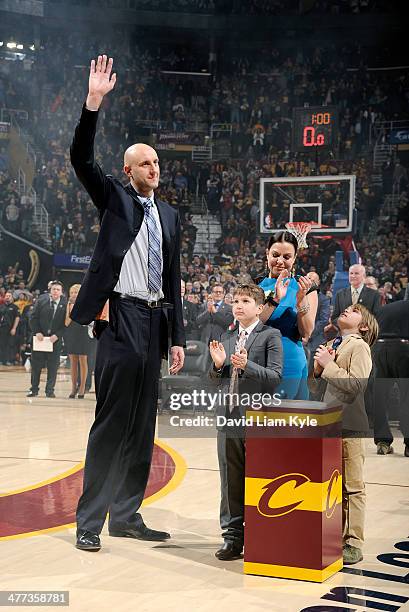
left=330, top=264, right=381, bottom=328
left=27, top=281, right=66, bottom=397
left=197, top=283, right=234, bottom=344
left=181, top=279, right=199, bottom=340
left=372, top=300, right=409, bottom=457
left=305, top=272, right=331, bottom=367
left=209, top=284, right=282, bottom=561
left=70, top=55, right=185, bottom=552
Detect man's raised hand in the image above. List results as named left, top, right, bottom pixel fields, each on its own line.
left=86, top=55, right=116, bottom=111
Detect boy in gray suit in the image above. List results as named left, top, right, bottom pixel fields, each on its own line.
left=209, top=284, right=283, bottom=561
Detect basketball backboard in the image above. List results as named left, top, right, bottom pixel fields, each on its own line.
left=259, top=175, right=356, bottom=235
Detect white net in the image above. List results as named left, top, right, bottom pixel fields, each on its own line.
left=285, top=222, right=312, bottom=249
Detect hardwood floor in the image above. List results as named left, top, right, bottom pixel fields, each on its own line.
left=1, top=366, right=408, bottom=612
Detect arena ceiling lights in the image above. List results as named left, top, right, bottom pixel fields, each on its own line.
left=0, top=42, right=36, bottom=51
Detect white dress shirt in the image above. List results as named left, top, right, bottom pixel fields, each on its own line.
left=113, top=194, right=164, bottom=300
left=238, top=319, right=259, bottom=338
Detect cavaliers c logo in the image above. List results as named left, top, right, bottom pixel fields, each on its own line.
left=257, top=473, right=310, bottom=517
left=325, top=469, right=341, bottom=518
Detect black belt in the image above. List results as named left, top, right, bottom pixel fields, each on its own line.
left=112, top=292, right=172, bottom=309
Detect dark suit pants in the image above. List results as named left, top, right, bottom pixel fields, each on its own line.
left=373, top=341, right=409, bottom=447
left=30, top=343, right=61, bottom=394
left=85, top=338, right=97, bottom=390
left=217, top=428, right=245, bottom=548
left=76, top=298, right=163, bottom=534
left=0, top=328, right=13, bottom=363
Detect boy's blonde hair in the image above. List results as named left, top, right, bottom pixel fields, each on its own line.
left=351, top=304, right=379, bottom=347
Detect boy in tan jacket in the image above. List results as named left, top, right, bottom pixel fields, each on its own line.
left=313, top=304, right=379, bottom=565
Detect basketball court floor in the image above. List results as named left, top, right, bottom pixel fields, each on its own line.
left=1, top=365, right=408, bottom=612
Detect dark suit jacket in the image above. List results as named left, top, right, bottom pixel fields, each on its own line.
left=208, top=321, right=283, bottom=418
left=377, top=300, right=409, bottom=339
left=307, top=292, right=331, bottom=353
left=29, top=297, right=67, bottom=346
left=331, top=285, right=381, bottom=323
left=182, top=298, right=199, bottom=340
left=197, top=301, right=234, bottom=344
left=69, top=105, right=185, bottom=350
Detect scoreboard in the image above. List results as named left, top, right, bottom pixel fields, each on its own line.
left=292, top=106, right=339, bottom=153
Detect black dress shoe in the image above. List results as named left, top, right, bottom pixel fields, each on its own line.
left=215, top=541, right=243, bottom=561
left=26, top=391, right=38, bottom=397
left=109, top=515, right=170, bottom=542
left=46, top=392, right=56, bottom=398
left=75, top=530, right=101, bottom=551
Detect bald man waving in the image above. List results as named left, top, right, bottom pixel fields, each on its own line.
left=70, top=55, right=185, bottom=552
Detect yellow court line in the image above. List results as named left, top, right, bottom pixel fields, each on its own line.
left=142, top=438, right=187, bottom=506
left=0, top=439, right=186, bottom=541
left=244, top=558, right=343, bottom=582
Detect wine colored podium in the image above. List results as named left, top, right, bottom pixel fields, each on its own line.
left=243, top=400, right=343, bottom=582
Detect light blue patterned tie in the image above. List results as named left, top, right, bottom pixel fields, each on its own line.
left=142, top=197, right=162, bottom=293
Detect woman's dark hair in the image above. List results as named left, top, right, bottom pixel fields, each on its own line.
left=267, top=231, right=298, bottom=255
left=255, top=231, right=299, bottom=284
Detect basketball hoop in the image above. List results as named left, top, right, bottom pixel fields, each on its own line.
left=285, top=222, right=312, bottom=249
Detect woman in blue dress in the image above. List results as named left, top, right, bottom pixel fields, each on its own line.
left=259, top=231, right=318, bottom=400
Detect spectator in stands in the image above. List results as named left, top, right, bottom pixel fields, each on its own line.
left=13, top=281, right=28, bottom=300
left=181, top=279, right=199, bottom=340
left=393, top=280, right=405, bottom=301
left=18, top=294, right=35, bottom=365
left=364, top=276, right=378, bottom=291
left=0, top=291, right=20, bottom=365
left=381, top=281, right=395, bottom=305
left=4, top=196, right=20, bottom=234
left=187, top=293, right=200, bottom=306
left=61, top=223, right=75, bottom=252
left=330, top=264, right=381, bottom=328
left=65, top=284, right=89, bottom=399
left=197, top=283, right=234, bottom=344
left=393, top=159, right=408, bottom=193
left=14, top=291, right=32, bottom=315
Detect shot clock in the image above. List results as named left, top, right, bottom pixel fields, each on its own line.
left=292, top=106, right=339, bottom=152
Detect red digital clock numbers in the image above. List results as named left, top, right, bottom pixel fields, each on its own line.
left=303, top=126, right=325, bottom=147
left=292, top=106, right=338, bottom=152
left=303, top=112, right=333, bottom=146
